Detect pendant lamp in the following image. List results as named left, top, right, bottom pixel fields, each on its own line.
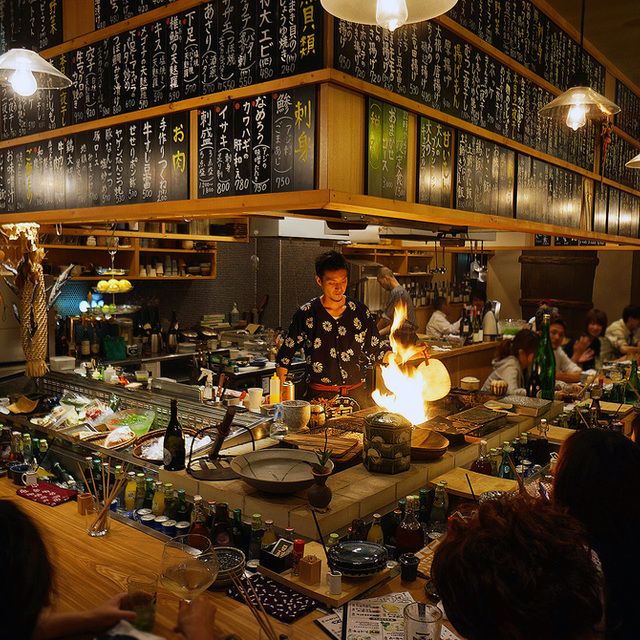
left=538, top=0, right=620, bottom=130
left=0, top=48, right=72, bottom=97
left=320, top=0, right=459, bottom=32
left=627, top=153, right=640, bottom=169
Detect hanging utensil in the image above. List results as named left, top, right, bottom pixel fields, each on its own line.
left=478, top=241, right=488, bottom=283
left=429, top=239, right=439, bottom=275
left=440, top=243, right=447, bottom=274
left=469, top=241, right=480, bottom=280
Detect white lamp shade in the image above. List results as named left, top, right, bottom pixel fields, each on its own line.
left=538, top=86, right=620, bottom=121
left=320, top=0, right=459, bottom=26
left=0, top=48, right=72, bottom=90
left=626, top=152, right=640, bottom=169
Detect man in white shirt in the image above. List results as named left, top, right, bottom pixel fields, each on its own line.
left=549, top=317, right=582, bottom=383
left=604, top=305, right=640, bottom=360
left=426, top=297, right=460, bottom=338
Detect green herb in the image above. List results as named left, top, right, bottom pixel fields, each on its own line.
left=314, top=427, right=333, bottom=470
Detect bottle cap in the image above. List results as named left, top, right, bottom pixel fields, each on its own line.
left=294, top=539, right=305, bottom=553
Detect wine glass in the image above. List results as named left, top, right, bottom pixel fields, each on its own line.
left=159, top=534, right=219, bottom=604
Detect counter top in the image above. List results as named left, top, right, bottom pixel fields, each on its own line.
left=428, top=341, right=498, bottom=359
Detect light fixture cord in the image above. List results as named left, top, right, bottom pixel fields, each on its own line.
left=579, top=0, right=586, bottom=50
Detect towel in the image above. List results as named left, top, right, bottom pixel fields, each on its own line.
left=17, top=481, right=77, bottom=506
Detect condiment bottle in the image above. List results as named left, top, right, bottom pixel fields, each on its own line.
left=326, top=532, right=340, bottom=548
left=134, top=472, right=146, bottom=510
left=269, top=373, right=280, bottom=404
left=190, top=495, right=209, bottom=539
left=292, top=539, right=305, bottom=576
left=163, top=483, right=175, bottom=519
left=211, top=502, right=233, bottom=546
left=367, top=514, right=384, bottom=544
left=396, top=495, right=424, bottom=555
left=151, top=481, right=165, bottom=516
left=261, top=519, right=277, bottom=548
left=124, top=471, right=137, bottom=512
left=470, top=440, right=492, bottom=476
left=249, top=513, right=264, bottom=560
left=429, top=482, right=449, bottom=526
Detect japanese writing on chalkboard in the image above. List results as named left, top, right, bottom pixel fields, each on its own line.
left=1, top=0, right=62, bottom=52
left=417, top=117, right=452, bottom=208
left=0, top=1, right=323, bottom=143
left=198, top=86, right=315, bottom=199
left=335, top=18, right=595, bottom=172
left=367, top=99, right=408, bottom=200
left=615, top=81, right=640, bottom=144
left=0, top=113, right=189, bottom=213
left=603, top=134, right=640, bottom=192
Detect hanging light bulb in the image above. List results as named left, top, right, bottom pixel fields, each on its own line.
left=565, top=100, right=587, bottom=131
left=376, top=0, right=409, bottom=31
left=9, top=66, right=37, bottom=96
left=320, top=0, right=458, bottom=31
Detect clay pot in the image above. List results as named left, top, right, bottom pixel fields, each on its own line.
left=307, top=466, right=332, bottom=510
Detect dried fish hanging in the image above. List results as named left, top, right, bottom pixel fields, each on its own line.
left=1, top=223, right=72, bottom=378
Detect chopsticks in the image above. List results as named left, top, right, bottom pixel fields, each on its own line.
left=230, top=573, right=279, bottom=640
left=77, top=458, right=128, bottom=535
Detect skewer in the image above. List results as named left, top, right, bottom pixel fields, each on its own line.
left=507, top=456, right=526, bottom=495
left=465, top=473, right=478, bottom=502
left=230, top=574, right=274, bottom=639
left=84, top=456, right=99, bottom=499
left=76, top=462, right=92, bottom=498
left=244, top=574, right=278, bottom=639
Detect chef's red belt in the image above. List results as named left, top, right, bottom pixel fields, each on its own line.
left=308, top=381, right=363, bottom=395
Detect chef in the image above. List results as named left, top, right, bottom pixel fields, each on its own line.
left=276, top=250, right=389, bottom=409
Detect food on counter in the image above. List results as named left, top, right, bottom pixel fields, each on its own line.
left=103, top=409, right=156, bottom=436
left=139, top=433, right=212, bottom=462
left=104, top=426, right=135, bottom=448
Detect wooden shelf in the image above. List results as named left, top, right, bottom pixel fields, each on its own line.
left=138, top=247, right=215, bottom=254
left=42, top=244, right=135, bottom=251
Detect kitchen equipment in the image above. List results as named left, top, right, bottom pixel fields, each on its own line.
left=230, top=449, right=334, bottom=494
left=213, top=547, right=245, bottom=588
left=281, top=400, right=311, bottom=432
left=363, top=411, right=412, bottom=474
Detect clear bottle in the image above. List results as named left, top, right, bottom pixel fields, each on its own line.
left=163, top=483, right=175, bottom=519
left=190, top=495, right=209, bottom=538
left=134, top=472, right=146, bottom=510
left=269, top=404, right=287, bottom=441
left=396, top=495, right=424, bottom=555
left=429, top=481, right=449, bottom=526
left=470, top=439, right=492, bottom=476
left=261, top=519, right=277, bottom=548
left=22, top=434, right=33, bottom=466
left=151, top=480, right=165, bottom=516
left=489, top=447, right=500, bottom=476
left=367, top=514, right=384, bottom=544
left=124, top=471, right=137, bottom=512
left=230, top=302, right=240, bottom=325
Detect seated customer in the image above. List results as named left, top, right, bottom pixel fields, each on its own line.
left=432, top=496, right=603, bottom=640
left=425, top=296, right=460, bottom=338
left=0, top=500, right=217, bottom=640
left=481, top=329, right=539, bottom=395
left=554, top=429, right=640, bottom=640
left=549, top=316, right=582, bottom=383
left=604, top=305, right=640, bottom=360
left=563, top=308, right=607, bottom=371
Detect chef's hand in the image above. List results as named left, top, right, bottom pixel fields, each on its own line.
left=176, top=597, right=217, bottom=640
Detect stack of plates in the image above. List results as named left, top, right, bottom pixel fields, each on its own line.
left=327, top=541, right=388, bottom=578
left=214, top=547, right=245, bottom=588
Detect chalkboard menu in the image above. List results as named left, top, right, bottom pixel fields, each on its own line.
left=367, top=99, right=409, bottom=200
left=605, top=186, right=640, bottom=238
left=417, top=116, right=452, bottom=207
left=0, top=0, right=323, bottom=142
left=198, top=86, right=315, bottom=199
left=615, top=81, right=640, bottom=142
left=334, top=19, right=594, bottom=170
left=593, top=182, right=607, bottom=233
left=0, top=0, right=63, bottom=52
left=516, top=155, right=583, bottom=229
left=94, top=0, right=174, bottom=30
left=534, top=234, right=551, bottom=246
left=456, top=131, right=514, bottom=216
left=603, top=133, right=640, bottom=192
left=447, top=0, right=605, bottom=94
left=0, top=113, right=188, bottom=213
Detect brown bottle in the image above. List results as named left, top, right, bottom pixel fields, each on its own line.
left=395, top=495, right=424, bottom=555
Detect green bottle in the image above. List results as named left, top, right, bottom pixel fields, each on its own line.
left=626, top=360, right=640, bottom=403
left=532, top=313, right=556, bottom=400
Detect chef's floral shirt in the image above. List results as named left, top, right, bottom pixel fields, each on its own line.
left=276, top=296, right=389, bottom=386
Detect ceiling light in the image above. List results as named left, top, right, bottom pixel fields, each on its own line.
left=626, top=153, right=640, bottom=169
left=0, top=48, right=72, bottom=96
left=320, top=0, right=459, bottom=32
left=538, top=0, right=620, bottom=130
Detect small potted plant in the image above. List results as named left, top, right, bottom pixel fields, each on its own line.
left=308, top=428, right=333, bottom=510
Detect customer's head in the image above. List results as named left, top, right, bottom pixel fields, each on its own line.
left=585, top=308, right=607, bottom=339
left=432, top=496, right=603, bottom=640
left=622, top=305, right=640, bottom=331
left=0, top=500, right=53, bottom=639
left=496, top=328, right=539, bottom=369
left=433, top=296, right=451, bottom=316
left=549, top=315, right=566, bottom=350
left=554, top=428, right=640, bottom=544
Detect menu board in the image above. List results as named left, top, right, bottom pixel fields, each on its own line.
left=198, top=86, right=315, bottom=199
left=94, top=0, right=173, bottom=30
left=616, top=81, right=640, bottom=142
left=603, top=134, right=640, bottom=191
left=0, top=113, right=188, bottom=213
left=366, top=99, right=409, bottom=200
left=0, top=0, right=323, bottom=142
left=417, top=116, right=452, bottom=207
left=334, top=19, right=595, bottom=170
left=593, top=183, right=608, bottom=233
left=0, top=0, right=63, bottom=52
left=516, top=155, right=583, bottom=229
left=605, top=186, right=640, bottom=238
left=456, top=131, right=514, bottom=217
left=447, top=0, right=605, bottom=94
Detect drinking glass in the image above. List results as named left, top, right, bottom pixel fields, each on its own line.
left=127, top=573, right=158, bottom=632
left=404, top=602, right=442, bottom=640
left=159, top=534, right=219, bottom=604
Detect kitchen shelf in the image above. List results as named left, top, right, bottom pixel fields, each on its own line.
left=138, top=247, right=215, bottom=254
left=42, top=244, right=136, bottom=251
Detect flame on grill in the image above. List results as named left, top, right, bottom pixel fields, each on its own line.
left=372, top=300, right=451, bottom=425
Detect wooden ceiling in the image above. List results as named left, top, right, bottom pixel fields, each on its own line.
left=545, top=0, right=640, bottom=88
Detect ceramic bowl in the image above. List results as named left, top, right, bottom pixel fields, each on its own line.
left=328, top=541, right=388, bottom=577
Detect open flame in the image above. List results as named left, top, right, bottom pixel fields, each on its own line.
left=372, top=300, right=451, bottom=424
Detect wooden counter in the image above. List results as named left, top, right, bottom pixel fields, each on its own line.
left=0, top=478, right=453, bottom=640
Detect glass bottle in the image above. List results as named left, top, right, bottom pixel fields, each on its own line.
left=205, top=501, right=217, bottom=531
left=417, top=488, right=432, bottom=525
left=0, top=427, right=12, bottom=463
left=386, top=508, right=403, bottom=546
left=232, top=509, right=246, bottom=553
left=124, top=471, right=137, bottom=512
left=397, top=498, right=407, bottom=519
left=396, top=495, right=424, bottom=555
left=249, top=513, right=264, bottom=560
left=261, top=519, right=277, bottom=548
left=269, top=404, right=288, bottom=441
left=470, top=439, right=492, bottom=475
left=532, top=313, right=556, bottom=400
left=212, top=502, right=233, bottom=546
left=511, top=438, right=522, bottom=465
left=151, top=481, right=165, bottom=516
left=143, top=477, right=155, bottom=509
left=519, top=433, right=531, bottom=465
left=367, top=514, right=384, bottom=544
left=326, top=532, right=340, bottom=548
left=292, top=539, right=305, bottom=576
left=429, top=481, right=449, bottom=526
left=284, top=528, right=295, bottom=542
left=348, top=518, right=367, bottom=541
left=190, top=495, right=209, bottom=538
left=175, top=489, right=191, bottom=522
left=163, top=483, right=175, bottom=519
left=489, top=447, right=499, bottom=476
left=134, top=472, right=146, bottom=510
left=10, top=431, right=23, bottom=463
left=499, top=445, right=515, bottom=480
left=626, top=360, right=640, bottom=403
left=164, top=399, right=185, bottom=471
left=22, top=434, right=33, bottom=466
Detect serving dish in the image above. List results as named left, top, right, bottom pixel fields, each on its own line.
left=132, top=428, right=212, bottom=463
left=230, top=449, right=334, bottom=494
left=213, top=547, right=246, bottom=588
left=327, top=541, right=388, bottom=577
left=84, top=429, right=136, bottom=450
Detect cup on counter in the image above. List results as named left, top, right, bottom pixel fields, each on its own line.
left=399, top=553, right=419, bottom=582
left=403, top=603, right=442, bottom=640
left=127, top=573, right=158, bottom=632
left=9, top=463, right=30, bottom=486
left=327, top=570, right=342, bottom=595
left=246, top=387, right=263, bottom=412
left=85, top=501, right=110, bottom=537
left=20, top=470, right=38, bottom=487
left=281, top=400, right=311, bottom=433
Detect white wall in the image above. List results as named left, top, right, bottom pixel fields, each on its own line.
left=487, top=251, right=522, bottom=320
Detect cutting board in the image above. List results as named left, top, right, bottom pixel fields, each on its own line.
left=527, top=424, right=575, bottom=445
left=257, top=541, right=393, bottom=608
left=430, top=467, right=517, bottom=499
left=282, top=433, right=359, bottom=460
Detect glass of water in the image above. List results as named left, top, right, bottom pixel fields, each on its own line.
left=269, top=405, right=288, bottom=441
left=404, top=602, right=443, bottom=640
